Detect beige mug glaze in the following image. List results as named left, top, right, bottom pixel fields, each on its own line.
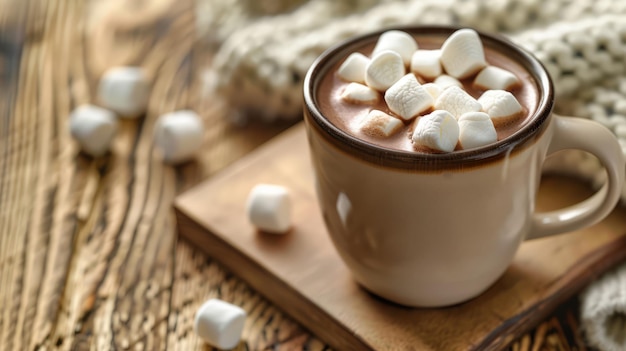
left=303, top=26, right=625, bottom=307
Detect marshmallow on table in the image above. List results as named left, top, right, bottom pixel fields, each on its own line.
left=434, top=86, right=482, bottom=119
left=478, top=90, right=524, bottom=125
left=372, top=30, right=418, bottom=66
left=359, top=110, right=403, bottom=137
left=433, top=75, right=463, bottom=90
left=410, top=49, right=442, bottom=79
left=69, top=104, right=118, bottom=157
left=365, top=50, right=405, bottom=91
left=337, top=52, right=370, bottom=84
left=153, top=110, right=204, bottom=164
left=384, top=74, right=433, bottom=121
left=340, top=82, right=379, bottom=104
left=458, top=112, right=498, bottom=149
left=412, top=110, right=460, bottom=152
left=246, top=184, right=292, bottom=234
left=440, top=28, right=487, bottom=79
left=194, top=299, right=246, bottom=350
left=98, top=66, right=151, bottom=117
left=474, top=66, right=520, bottom=90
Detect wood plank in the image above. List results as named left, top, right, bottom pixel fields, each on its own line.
left=175, top=123, right=626, bottom=351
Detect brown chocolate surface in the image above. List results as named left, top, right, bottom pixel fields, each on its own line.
left=316, top=34, right=539, bottom=153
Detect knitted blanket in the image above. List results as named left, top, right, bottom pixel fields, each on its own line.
left=197, top=1, right=626, bottom=349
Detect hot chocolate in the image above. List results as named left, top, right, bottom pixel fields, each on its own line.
left=316, top=31, right=540, bottom=153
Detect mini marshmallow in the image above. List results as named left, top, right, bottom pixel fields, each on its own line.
left=410, top=50, right=442, bottom=79
left=478, top=90, right=524, bottom=124
left=194, top=299, right=246, bottom=350
left=384, top=74, right=433, bottom=120
left=433, top=75, right=463, bottom=90
left=337, top=52, right=369, bottom=84
left=412, top=110, right=459, bottom=152
left=246, top=184, right=292, bottom=234
left=153, top=110, right=204, bottom=164
left=458, top=112, right=498, bottom=149
left=372, top=30, right=418, bottom=66
left=440, top=28, right=487, bottom=79
left=365, top=50, right=405, bottom=91
left=359, top=110, right=403, bottom=137
left=340, top=82, right=379, bottom=104
left=69, top=104, right=118, bottom=157
left=473, top=66, right=520, bottom=91
left=98, top=66, right=150, bottom=117
left=422, top=83, right=443, bottom=100
left=434, top=86, right=482, bottom=119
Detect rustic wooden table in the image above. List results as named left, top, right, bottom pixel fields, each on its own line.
left=0, top=0, right=593, bottom=350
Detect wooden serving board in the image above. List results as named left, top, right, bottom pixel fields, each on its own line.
left=174, top=124, right=626, bottom=351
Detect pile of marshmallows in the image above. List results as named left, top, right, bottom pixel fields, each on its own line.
left=337, top=28, right=524, bottom=152
left=69, top=67, right=204, bottom=164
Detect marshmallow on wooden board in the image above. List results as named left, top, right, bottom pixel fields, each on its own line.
left=458, top=112, right=498, bottom=149
left=473, top=66, right=520, bottom=90
left=412, top=110, right=459, bottom=152
left=434, top=86, right=482, bottom=119
left=246, top=184, right=292, bottom=234
left=410, top=50, right=442, bottom=79
left=422, top=83, right=443, bottom=100
left=194, top=299, right=246, bottom=350
left=153, top=110, right=204, bottom=164
left=337, top=52, right=369, bottom=84
left=98, top=66, right=150, bottom=117
left=340, top=82, right=379, bottom=104
left=359, top=110, right=403, bottom=137
left=478, top=90, right=524, bottom=124
left=69, top=104, right=118, bottom=157
left=365, top=50, right=405, bottom=91
left=384, top=74, right=433, bottom=120
left=433, top=75, right=463, bottom=90
left=372, top=30, right=418, bottom=66
left=440, top=28, right=487, bottom=79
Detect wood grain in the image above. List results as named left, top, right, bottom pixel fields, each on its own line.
left=0, top=0, right=613, bottom=350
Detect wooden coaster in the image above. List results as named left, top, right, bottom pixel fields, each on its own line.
left=174, top=124, right=626, bottom=351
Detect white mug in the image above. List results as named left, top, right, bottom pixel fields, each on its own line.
left=303, top=26, right=625, bottom=307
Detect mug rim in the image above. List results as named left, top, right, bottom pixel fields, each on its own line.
left=303, top=25, right=555, bottom=170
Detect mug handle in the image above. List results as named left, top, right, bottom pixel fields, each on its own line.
left=527, top=114, right=625, bottom=240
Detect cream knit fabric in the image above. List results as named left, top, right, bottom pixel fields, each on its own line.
left=581, top=263, right=626, bottom=351
left=198, top=2, right=626, bottom=349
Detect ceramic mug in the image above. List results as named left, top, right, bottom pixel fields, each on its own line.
left=302, top=26, right=625, bottom=307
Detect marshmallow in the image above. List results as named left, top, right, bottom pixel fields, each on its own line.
left=98, top=66, right=150, bottom=117
left=458, top=112, right=498, bottom=149
left=194, top=299, right=246, bottom=350
left=337, top=52, right=369, bottom=84
left=433, top=75, right=463, bottom=90
left=434, top=86, right=482, bottom=119
left=359, top=110, right=403, bottom=137
left=412, top=110, right=459, bottom=152
left=478, top=90, right=524, bottom=124
left=474, top=66, right=520, bottom=91
left=153, top=110, right=204, bottom=164
left=365, top=50, right=405, bottom=91
left=384, top=74, right=433, bottom=121
left=440, top=29, right=487, bottom=79
left=69, top=104, right=118, bottom=157
left=410, top=50, right=442, bottom=79
left=422, top=83, right=443, bottom=100
left=246, top=184, right=292, bottom=234
left=372, top=30, right=418, bottom=66
left=340, top=82, right=379, bottom=104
